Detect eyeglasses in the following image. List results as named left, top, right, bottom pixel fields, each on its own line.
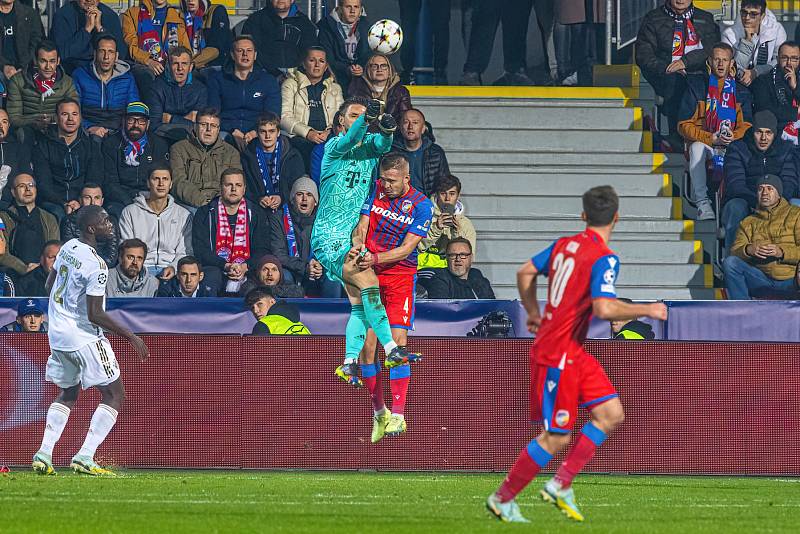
left=779, top=55, right=800, bottom=63
left=15, top=182, right=36, bottom=190
left=368, top=64, right=390, bottom=71
left=198, top=122, right=220, bottom=130
left=126, top=117, right=148, bottom=126
left=740, top=9, right=762, bottom=18
left=446, top=253, right=471, bottom=260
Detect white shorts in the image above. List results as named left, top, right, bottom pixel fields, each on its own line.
left=46, top=338, right=120, bottom=390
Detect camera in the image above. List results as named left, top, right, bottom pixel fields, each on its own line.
left=467, top=311, right=512, bottom=338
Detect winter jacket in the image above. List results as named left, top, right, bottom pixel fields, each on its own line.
left=101, top=130, right=171, bottom=206
left=723, top=133, right=797, bottom=207
left=0, top=2, right=43, bottom=71
left=121, top=0, right=190, bottom=67
left=281, top=68, right=343, bottom=138
left=240, top=3, right=319, bottom=71
left=266, top=204, right=314, bottom=280
left=72, top=60, right=140, bottom=130
left=0, top=137, right=32, bottom=209
left=241, top=135, right=305, bottom=205
left=15, top=264, right=49, bottom=296
left=191, top=196, right=271, bottom=271
left=106, top=264, right=160, bottom=297
left=732, top=198, right=800, bottom=280
left=32, top=127, right=102, bottom=205
left=391, top=129, right=450, bottom=197
left=118, top=193, right=192, bottom=270
left=418, top=201, right=477, bottom=258
left=50, top=1, right=128, bottom=74
left=752, top=66, right=800, bottom=127
left=613, top=320, right=655, bottom=340
left=170, top=131, right=241, bottom=207
left=6, top=65, right=78, bottom=128
left=347, top=74, right=412, bottom=127
left=157, top=275, right=217, bottom=297
left=417, top=267, right=495, bottom=300
left=678, top=74, right=753, bottom=146
left=60, top=208, right=120, bottom=267
left=144, top=72, right=207, bottom=136
left=206, top=64, right=281, bottom=134
left=239, top=278, right=305, bottom=299
left=316, top=10, right=371, bottom=94
left=722, top=9, right=786, bottom=78
left=0, top=205, right=59, bottom=275
left=184, top=0, right=231, bottom=68
left=635, top=6, right=719, bottom=94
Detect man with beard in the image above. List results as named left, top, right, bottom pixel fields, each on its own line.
left=105, top=237, right=159, bottom=297
left=101, top=102, right=170, bottom=217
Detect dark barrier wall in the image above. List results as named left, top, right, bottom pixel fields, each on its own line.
left=1, top=335, right=798, bottom=474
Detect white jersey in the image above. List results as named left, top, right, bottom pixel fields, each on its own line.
left=48, top=239, right=109, bottom=351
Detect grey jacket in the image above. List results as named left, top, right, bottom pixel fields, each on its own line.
left=106, top=265, right=159, bottom=297
left=118, top=193, right=192, bottom=270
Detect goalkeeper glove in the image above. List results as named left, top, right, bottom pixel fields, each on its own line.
left=378, top=113, right=397, bottom=135
left=365, top=99, right=384, bottom=121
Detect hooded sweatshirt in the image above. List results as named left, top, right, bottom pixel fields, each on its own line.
left=118, top=192, right=193, bottom=270
left=722, top=8, right=787, bottom=77
left=106, top=264, right=160, bottom=297
left=72, top=60, right=141, bottom=129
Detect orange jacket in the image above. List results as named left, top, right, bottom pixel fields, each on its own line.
left=121, top=0, right=191, bottom=66
left=678, top=78, right=751, bottom=146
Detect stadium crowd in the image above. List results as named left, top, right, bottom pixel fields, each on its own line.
left=0, top=0, right=497, bottom=308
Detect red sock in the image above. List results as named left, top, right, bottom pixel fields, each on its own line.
left=360, top=364, right=385, bottom=412
left=496, top=447, right=545, bottom=502
left=389, top=371, right=410, bottom=415
left=553, top=434, right=600, bottom=489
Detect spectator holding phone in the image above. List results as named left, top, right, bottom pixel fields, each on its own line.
left=417, top=174, right=476, bottom=269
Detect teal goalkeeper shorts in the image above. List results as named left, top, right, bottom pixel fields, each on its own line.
left=313, top=242, right=350, bottom=285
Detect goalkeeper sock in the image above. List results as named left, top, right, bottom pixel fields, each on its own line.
left=553, top=422, right=607, bottom=489
left=39, top=402, right=71, bottom=455
left=389, top=364, right=410, bottom=415
left=344, top=304, right=368, bottom=364
left=496, top=440, right=552, bottom=503
left=360, top=362, right=385, bottom=413
left=360, top=287, right=397, bottom=354
left=77, top=404, right=118, bottom=459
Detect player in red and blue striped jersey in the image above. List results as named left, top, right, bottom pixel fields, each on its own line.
left=486, top=186, right=668, bottom=523
left=352, top=153, right=433, bottom=442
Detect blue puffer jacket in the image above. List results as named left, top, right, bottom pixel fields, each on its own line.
left=72, top=60, right=140, bottom=130
left=145, top=72, right=208, bottom=135
left=206, top=64, right=281, bottom=133
left=723, top=131, right=798, bottom=207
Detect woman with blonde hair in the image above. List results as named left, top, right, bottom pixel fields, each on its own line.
left=347, top=53, right=411, bottom=126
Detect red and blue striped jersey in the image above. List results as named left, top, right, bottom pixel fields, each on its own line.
left=361, top=185, right=434, bottom=275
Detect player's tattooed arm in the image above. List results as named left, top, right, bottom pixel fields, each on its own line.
left=86, top=295, right=150, bottom=361
left=593, top=298, right=668, bottom=322
left=361, top=233, right=424, bottom=268
left=351, top=214, right=370, bottom=249
left=517, top=261, right=542, bottom=333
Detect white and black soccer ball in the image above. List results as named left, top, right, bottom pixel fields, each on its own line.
left=367, top=19, right=404, bottom=55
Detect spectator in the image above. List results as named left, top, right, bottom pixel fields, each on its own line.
left=636, top=0, right=719, bottom=148
left=610, top=299, right=656, bottom=339
left=724, top=174, right=800, bottom=299
left=1, top=298, right=47, bottom=332
left=418, top=237, right=495, bottom=299
left=180, top=0, right=231, bottom=69
left=721, top=110, right=796, bottom=251
left=242, top=111, right=304, bottom=214
left=391, top=108, right=450, bottom=196
left=267, top=176, right=340, bottom=297
left=418, top=174, right=477, bottom=268
left=239, top=253, right=304, bottom=298
left=459, top=0, right=534, bottom=86
left=0, top=0, right=44, bottom=87
left=145, top=46, right=207, bottom=142
left=245, top=285, right=310, bottom=335
left=0, top=108, right=32, bottom=209
left=722, top=0, right=785, bottom=87
left=0, top=173, right=59, bottom=277
left=16, top=240, right=59, bottom=296
left=59, top=182, right=120, bottom=267
left=752, top=41, right=800, bottom=143
left=241, top=0, right=318, bottom=72
left=6, top=41, right=78, bottom=133
left=71, top=34, right=140, bottom=138
left=206, top=35, right=281, bottom=151
left=50, top=0, right=127, bottom=75
left=399, top=0, right=450, bottom=85
left=280, top=46, right=343, bottom=169
left=348, top=53, right=411, bottom=127
left=171, top=107, right=240, bottom=209
left=678, top=42, right=752, bottom=220
left=106, top=237, right=160, bottom=297
left=157, top=254, right=217, bottom=296
left=119, top=165, right=192, bottom=280
left=191, top=168, right=270, bottom=294
left=33, top=97, right=102, bottom=221
left=316, top=0, right=370, bottom=94
left=102, top=102, right=171, bottom=214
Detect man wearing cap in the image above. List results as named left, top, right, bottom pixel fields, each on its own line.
left=101, top=101, right=170, bottom=217
left=724, top=174, right=800, bottom=299
left=1, top=299, right=48, bottom=332
left=722, top=110, right=798, bottom=252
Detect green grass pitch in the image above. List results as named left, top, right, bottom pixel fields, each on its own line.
left=1, top=470, right=797, bottom=533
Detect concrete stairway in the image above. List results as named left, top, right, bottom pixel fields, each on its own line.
left=413, top=94, right=716, bottom=301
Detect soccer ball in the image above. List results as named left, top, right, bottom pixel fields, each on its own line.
left=368, top=19, right=403, bottom=55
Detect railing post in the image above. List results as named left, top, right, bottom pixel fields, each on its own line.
left=605, top=0, right=613, bottom=65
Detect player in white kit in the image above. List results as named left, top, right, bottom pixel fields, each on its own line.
left=32, top=205, right=149, bottom=476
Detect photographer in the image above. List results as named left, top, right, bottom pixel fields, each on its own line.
left=418, top=237, right=494, bottom=300
left=418, top=174, right=476, bottom=269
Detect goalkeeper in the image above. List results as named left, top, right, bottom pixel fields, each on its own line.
left=311, top=97, right=421, bottom=387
